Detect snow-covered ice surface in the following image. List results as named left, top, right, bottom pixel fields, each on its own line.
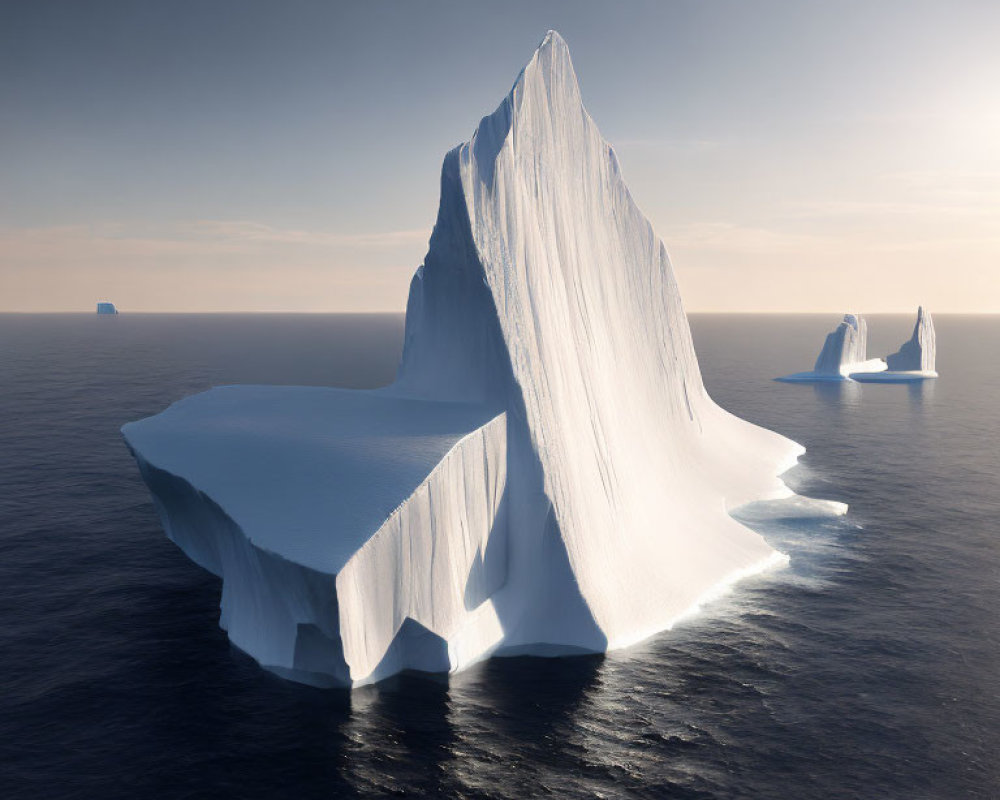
left=125, top=387, right=501, bottom=574
left=777, top=313, right=886, bottom=382
left=852, top=307, right=937, bottom=382
left=124, top=31, right=826, bottom=687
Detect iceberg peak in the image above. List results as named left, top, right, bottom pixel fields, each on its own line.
left=524, top=29, right=574, bottom=79
left=854, top=306, right=937, bottom=381
left=541, top=28, right=566, bottom=46
left=886, top=305, right=936, bottom=374
left=513, top=28, right=582, bottom=113
left=473, top=28, right=584, bottom=169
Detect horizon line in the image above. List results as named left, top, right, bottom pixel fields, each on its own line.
left=2, top=310, right=997, bottom=316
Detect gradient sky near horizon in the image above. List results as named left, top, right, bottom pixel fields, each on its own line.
left=2, top=0, right=998, bottom=313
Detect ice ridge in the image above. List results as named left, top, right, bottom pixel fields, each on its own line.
left=886, top=306, right=936, bottom=373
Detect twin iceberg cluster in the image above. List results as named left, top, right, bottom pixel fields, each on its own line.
left=777, top=307, right=937, bottom=383
left=124, top=32, right=825, bottom=688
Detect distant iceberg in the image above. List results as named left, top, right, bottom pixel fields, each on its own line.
left=777, top=313, right=886, bottom=382
left=124, top=31, right=821, bottom=688
left=96, top=301, right=118, bottom=315
left=852, top=307, right=937, bottom=382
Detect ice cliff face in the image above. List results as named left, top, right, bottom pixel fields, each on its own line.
left=885, top=307, right=936, bottom=373
left=395, top=30, right=801, bottom=651
left=813, top=313, right=869, bottom=376
left=124, top=30, right=809, bottom=687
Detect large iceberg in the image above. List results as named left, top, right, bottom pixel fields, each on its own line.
left=853, top=307, right=937, bottom=382
left=777, top=313, right=886, bottom=382
left=124, top=31, right=811, bottom=687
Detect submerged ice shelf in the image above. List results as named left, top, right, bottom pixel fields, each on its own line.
left=124, top=31, right=823, bottom=688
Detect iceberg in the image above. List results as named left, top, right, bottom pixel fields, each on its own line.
left=124, top=31, right=813, bottom=688
left=777, top=313, right=887, bottom=382
left=96, top=301, right=118, bottom=315
left=852, top=307, right=937, bottom=382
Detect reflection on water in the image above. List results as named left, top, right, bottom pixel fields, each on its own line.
left=803, top=374, right=937, bottom=410
left=446, top=656, right=604, bottom=796
left=810, top=379, right=862, bottom=407
left=321, top=656, right=605, bottom=797
left=908, top=378, right=935, bottom=406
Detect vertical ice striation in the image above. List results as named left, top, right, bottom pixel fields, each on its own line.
left=397, top=30, right=803, bottom=651
left=813, top=313, right=869, bottom=376
left=885, top=306, right=936, bottom=374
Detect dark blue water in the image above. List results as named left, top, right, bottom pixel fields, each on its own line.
left=2, top=313, right=997, bottom=799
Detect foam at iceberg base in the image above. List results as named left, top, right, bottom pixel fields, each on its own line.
left=777, top=313, right=886, bottom=382
left=124, top=31, right=821, bottom=688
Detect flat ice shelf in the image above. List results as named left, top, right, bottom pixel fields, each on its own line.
left=123, top=385, right=500, bottom=574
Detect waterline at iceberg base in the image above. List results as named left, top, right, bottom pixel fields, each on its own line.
left=124, top=31, right=828, bottom=688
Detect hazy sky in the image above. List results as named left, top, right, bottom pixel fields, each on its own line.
left=2, top=0, right=998, bottom=312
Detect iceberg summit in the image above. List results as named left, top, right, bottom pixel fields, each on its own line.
left=124, top=31, right=811, bottom=687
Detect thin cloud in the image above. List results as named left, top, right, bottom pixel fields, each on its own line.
left=0, top=221, right=432, bottom=265
left=661, top=221, right=837, bottom=254
left=612, top=138, right=722, bottom=152
left=182, top=220, right=431, bottom=248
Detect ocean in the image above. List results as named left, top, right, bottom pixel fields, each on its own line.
left=1, top=313, right=997, bottom=799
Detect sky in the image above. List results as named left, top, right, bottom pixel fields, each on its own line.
left=1, top=0, right=998, bottom=313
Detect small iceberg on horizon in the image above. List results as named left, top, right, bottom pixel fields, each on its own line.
left=852, top=307, right=937, bottom=382
left=96, top=301, right=118, bottom=315
left=777, top=313, right=886, bottom=383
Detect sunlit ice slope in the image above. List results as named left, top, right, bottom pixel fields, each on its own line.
left=395, top=31, right=804, bottom=651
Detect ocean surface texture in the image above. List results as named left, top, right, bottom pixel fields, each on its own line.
left=1, top=313, right=997, bottom=799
